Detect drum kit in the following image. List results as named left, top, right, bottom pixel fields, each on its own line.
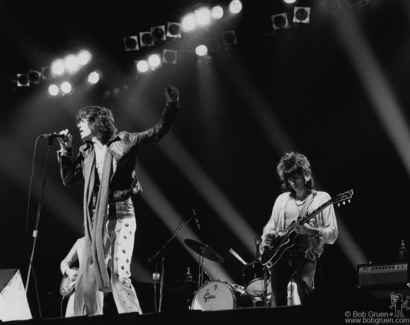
left=184, top=239, right=271, bottom=311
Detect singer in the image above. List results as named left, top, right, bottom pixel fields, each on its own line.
left=56, top=85, right=180, bottom=316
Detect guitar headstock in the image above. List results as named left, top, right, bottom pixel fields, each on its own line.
left=332, top=189, right=353, bottom=207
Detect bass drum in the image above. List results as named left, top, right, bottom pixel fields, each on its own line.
left=242, top=260, right=271, bottom=297
left=191, top=280, right=253, bottom=311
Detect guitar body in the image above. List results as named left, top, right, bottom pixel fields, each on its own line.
left=261, top=231, right=299, bottom=267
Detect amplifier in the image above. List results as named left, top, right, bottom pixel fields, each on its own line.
left=357, top=262, right=408, bottom=288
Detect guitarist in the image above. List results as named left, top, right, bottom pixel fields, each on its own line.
left=260, top=152, right=338, bottom=307
left=60, top=237, right=104, bottom=317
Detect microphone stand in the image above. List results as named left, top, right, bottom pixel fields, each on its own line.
left=148, top=217, right=193, bottom=312
left=26, top=136, right=56, bottom=295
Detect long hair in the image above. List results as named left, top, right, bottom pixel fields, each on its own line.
left=277, top=152, right=314, bottom=196
left=76, top=106, right=117, bottom=144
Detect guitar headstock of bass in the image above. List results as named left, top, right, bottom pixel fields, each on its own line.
left=333, top=189, right=354, bottom=207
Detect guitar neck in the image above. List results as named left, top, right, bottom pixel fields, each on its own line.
left=298, top=200, right=333, bottom=225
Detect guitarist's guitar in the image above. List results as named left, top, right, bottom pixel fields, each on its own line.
left=59, top=267, right=77, bottom=297
left=260, top=190, right=353, bottom=268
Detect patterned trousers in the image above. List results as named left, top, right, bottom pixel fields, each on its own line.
left=104, top=201, right=142, bottom=314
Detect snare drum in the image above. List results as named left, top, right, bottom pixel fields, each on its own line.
left=242, top=261, right=271, bottom=297
left=191, top=280, right=253, bottom=311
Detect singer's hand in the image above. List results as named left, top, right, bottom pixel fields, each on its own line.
left=165, top=84, right=179, bottom=104
left=57, top=129, right=72, bottom=149
left=65, top=268, right=78, bottom=282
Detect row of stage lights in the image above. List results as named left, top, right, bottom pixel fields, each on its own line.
left=4, top=0, right=244, bottom=96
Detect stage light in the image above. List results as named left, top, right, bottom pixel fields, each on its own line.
left=140, top=32, right=154, bottom=47
left=123, top=36, right=139, bottom=51
left=272, top=13, right=289, bottom=30
left=48, top=84, right=59, bottom=96
left=61, top=81, right=72, bottom=94
left=182, top=14, right=196, bottom=31
left=148, top=54, right=161, bottom=69
left=17, top=74, right=29, bottom=87
left=64, top=54, right=79, bottom=72
left=167, top=22, right=181, bottom=38
left=293, top=7, right=310, bottom=23
left=87, top=71, right=100, bottom=84
left=222, top=30, right=238, bottom=47
left=163, top=49, right=177, bottom=64
left=195, top=8, right=211, bottom=26
left=77, top=50, right=91, bottom=66
left=52, top=59, right=65, bottom=75
left=229, top=0, right=242, bottom=14
left=284, top=0, right=296, bottom=3
left=28, top=70, right=41, bottom=84
left=151, top=26, right=166, bottom=41
left=136, top=60, right=149, bottom=73
left=41, top=67, right=53, bottom=79
left=195, top=45, right=208, bottom=56
left=211, top=6, right=224, bottom=19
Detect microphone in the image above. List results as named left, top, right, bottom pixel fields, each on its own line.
left=41, top=133, right=67, bottom=140
left=190, top=208, right=200, bottom=230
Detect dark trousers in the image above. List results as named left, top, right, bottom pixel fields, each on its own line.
left=270, top=250, right=316, bottom=306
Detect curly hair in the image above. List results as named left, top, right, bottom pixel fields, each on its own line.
left=277, top=152, right=314, bottom=195
left=76, top=106, right=117, bottom=144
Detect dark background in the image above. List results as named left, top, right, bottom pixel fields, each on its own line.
left=1, top=0, right=409, bottom=317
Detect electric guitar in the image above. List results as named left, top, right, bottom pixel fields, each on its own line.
left=59, top=267, right=77, bottom=297
left=260, top=190, right=353, bottom=267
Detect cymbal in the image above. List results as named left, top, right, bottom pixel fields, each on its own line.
left=184, top=239, right=224, bottom=263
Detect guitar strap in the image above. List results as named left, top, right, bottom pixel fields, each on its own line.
left=298, top=190, right=316, bottom=221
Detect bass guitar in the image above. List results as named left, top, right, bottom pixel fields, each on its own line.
left=260, top=190, right=353, bottom=267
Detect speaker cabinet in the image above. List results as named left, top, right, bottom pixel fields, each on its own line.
left=0, top=269, right=32, bottom=321
left=357, top=262, right=408, bottom=288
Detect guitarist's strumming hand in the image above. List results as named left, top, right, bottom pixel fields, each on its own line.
left=65, top=267, right=79, bottom=283
left=293, top=222, right=319, bottom=236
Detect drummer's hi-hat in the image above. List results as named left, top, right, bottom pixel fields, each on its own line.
left=184, top=239, right=224, bottom=263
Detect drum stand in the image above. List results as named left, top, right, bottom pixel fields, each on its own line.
left=197, top=246, right=207, bottom=289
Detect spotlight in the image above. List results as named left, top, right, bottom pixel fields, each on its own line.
left=211, top=6, right=224, bottom=19
left=41, top=67, right=54, bottom=79
left=51, top=59, right=65, bottom=75
left=148, top=53, right=162, bottom=69
left=77, top=50, right=91, bottom=66
left=284, top=0, right=296, bottom=3
left=167, top=22, right=181, bottom=38
left=151, top=26, right=166, bottom=41
left=48, top=84, right=59, bottom=96
left=123, top=36, right=139, bottom=51
left=136, top=60, right=149, bottom=73
left=61, top=81, right=72, bottom=94
left=195, top=45, right=208, bottom=57
left=182, top=14, right=196, bottom=31
left=28, top=70, right=41, bottom=84
left=195, top=8, right=211, bottom=26
left=272, top=13, right=289, bottom=30
left=17, top=74, right=29, bottom=87
left=139, top=32, right=154, bottom=47
left=87, top=71, right=100, bottom=84
left=163, top=49, right=177, bottom=64
left=293, top=7, right=310, bottom=23
left=229, top=0, right=242, bottom=14
left=222, top=30, right=238, bottom=47
left=64, top=54, right=79, bottom=72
